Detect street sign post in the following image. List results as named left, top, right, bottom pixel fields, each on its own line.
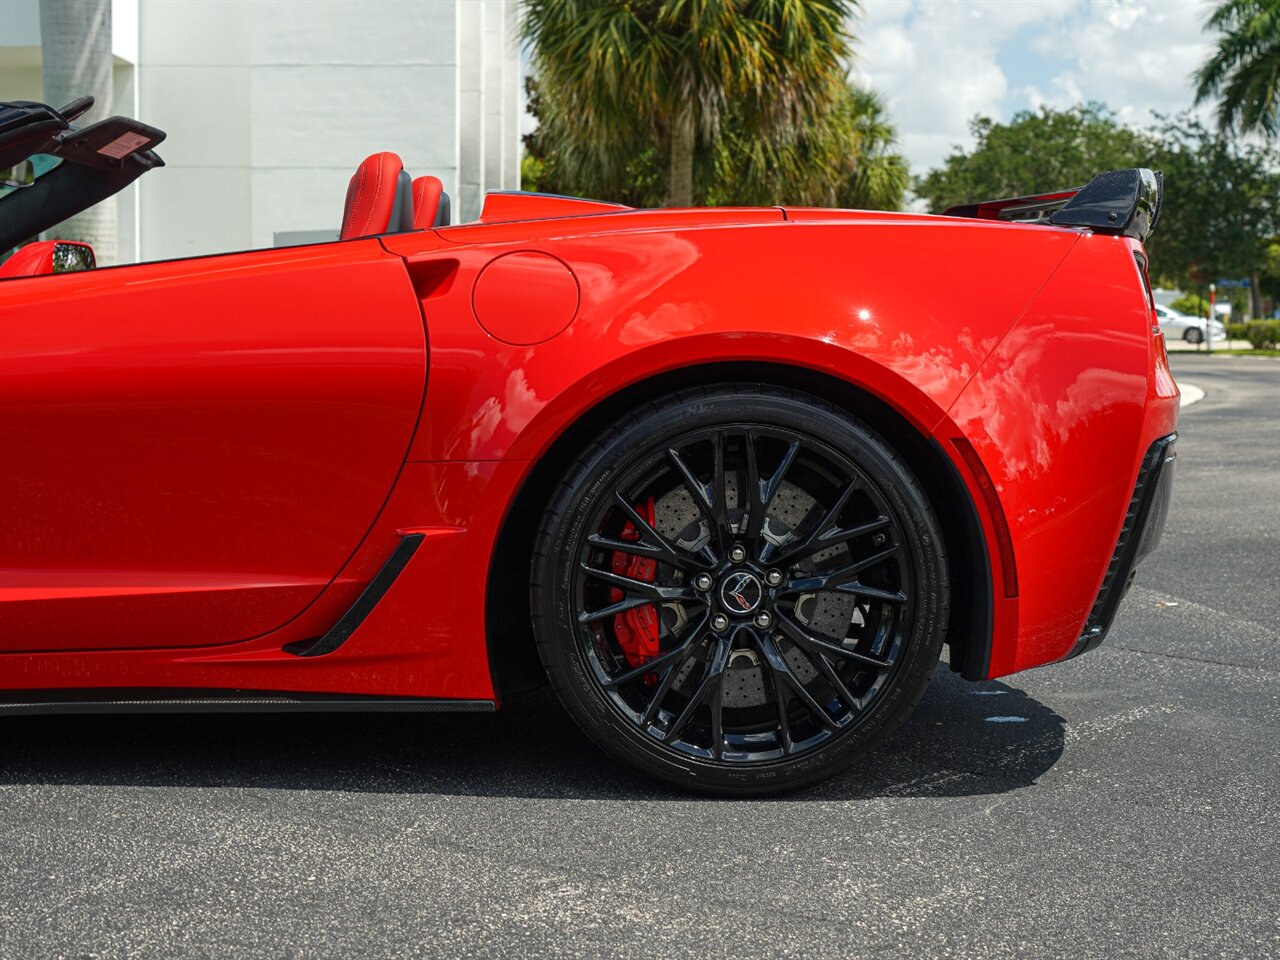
left=1207, top=283, right=1215, bottom=355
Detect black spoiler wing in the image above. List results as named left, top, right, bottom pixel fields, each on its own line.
left=943, top=168, right=1163, bottom=243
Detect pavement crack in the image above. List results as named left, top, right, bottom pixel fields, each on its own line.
left=1107, top=643, right=1280, bottom=674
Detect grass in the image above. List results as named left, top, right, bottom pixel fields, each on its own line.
left=1204, top=348, right=1280, bottom=357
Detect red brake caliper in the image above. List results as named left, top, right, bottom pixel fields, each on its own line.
left=611, top=496, right=661, bottom=669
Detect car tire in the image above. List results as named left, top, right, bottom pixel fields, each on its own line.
left=530, top=386, right=950, bottom=795
left=1185, top=327, right=1204, bottom=344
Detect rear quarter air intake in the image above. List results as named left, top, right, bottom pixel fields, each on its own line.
left=1068, top=432, right=1177, bottom=659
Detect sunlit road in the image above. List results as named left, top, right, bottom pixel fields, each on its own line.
left=1, top=353, right=1276, bottom=959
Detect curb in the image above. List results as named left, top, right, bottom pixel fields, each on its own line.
left=1179, top=384, right=1205, bottom=408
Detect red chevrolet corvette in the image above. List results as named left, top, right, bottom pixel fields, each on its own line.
left=1, top=98, right=1177, bottom=794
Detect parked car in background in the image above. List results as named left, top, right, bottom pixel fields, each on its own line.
left=1154, top=303, right=1227, bottom=343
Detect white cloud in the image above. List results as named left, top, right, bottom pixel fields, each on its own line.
left=1028, top=0, right=1215, bottom=130
left=855, top=0, right=1217, bottom=176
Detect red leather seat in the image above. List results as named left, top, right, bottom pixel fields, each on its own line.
left=339, top=152, right=413, bottom=240
left=411, top=175, right=451, bottom=229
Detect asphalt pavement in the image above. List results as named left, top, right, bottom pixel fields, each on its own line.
left=1, top=353, right=1277, bottom=959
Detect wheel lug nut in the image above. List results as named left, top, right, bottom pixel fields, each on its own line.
left=765, top=569, right=783, bottom=587
left=754, top=611, right=773, bottom=629
left=711, top=613, right=730, bottom=632
left=694, top=573, right=713, bottom=591
left=729, top=544, right=747, bottom=563
left=873, top=532, right=887, bottom=546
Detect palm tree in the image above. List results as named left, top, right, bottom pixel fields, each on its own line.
left=523, top=0, right=857, bottom=206
left=1194, top=0, right=1280, bottom=140
left=39, top=0, right=116, bottom=262
left=815, top=84, right=908, bottom=210
left=709, top=82, right=907, bottom=209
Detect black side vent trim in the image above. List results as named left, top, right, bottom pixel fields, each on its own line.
left=1069, top=433, right=1177, bottom=659
left=285, top=533, right=425, bottom=658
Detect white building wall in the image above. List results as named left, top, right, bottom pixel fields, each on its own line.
left=482, top=0, right=504, bottom=197
left=246, top=0, right=462, bottom=251
left=1, top=0, right=521, bottom=262
left=500, top=0, right=521, bottom=192
left=455, top=0, right=484, bottom=224
left=135, top=0, right=252, bottom=260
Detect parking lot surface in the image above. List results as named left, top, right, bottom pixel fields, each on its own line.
left=1, top=353, right=1276, bottom=959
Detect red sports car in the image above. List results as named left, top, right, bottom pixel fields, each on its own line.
left=0, top=98, right=1178, bottom=794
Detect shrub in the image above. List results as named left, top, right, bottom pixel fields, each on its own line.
left=1244, top=320, right=1280, bottom=350
left=1170, top=293, right=1209, bottom=317
left=1226, top=322, right=1248, bottom=340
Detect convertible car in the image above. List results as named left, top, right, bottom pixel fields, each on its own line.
left=0, top=98, right=1177, bottom=794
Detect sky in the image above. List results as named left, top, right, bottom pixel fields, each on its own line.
left=852, top=0, right=1220, bottom=174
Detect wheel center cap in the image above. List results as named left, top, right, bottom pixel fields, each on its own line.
left=720, top=571, right=764, bottom=615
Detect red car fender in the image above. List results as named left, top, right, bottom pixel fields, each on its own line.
left=947, top=234, right=1179, bottom=674
left=384, top=217, right=1080, bottom=464
left=372, top=216, right=1082, bottom=691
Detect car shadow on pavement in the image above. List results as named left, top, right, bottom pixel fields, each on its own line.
left=0, top=665, right=1065, bottom=802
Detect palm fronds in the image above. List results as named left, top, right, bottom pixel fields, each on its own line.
left=1194, top=0, right=1280, bottom=139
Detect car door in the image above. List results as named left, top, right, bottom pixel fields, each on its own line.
left=0, top=240, right=426, bottom=652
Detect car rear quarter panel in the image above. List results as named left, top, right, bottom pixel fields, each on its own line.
left=946, top=234, right=1179, bottom=673
left=387, top=217, right=1080, bottom=465
left=378, top=216, right=1081, bottom=694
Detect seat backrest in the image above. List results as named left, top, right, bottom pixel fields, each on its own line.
left=340, top=152, right=413, bottom=240
left=411, top=175, right=451, bottom=229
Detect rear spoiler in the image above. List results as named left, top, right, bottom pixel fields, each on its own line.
left=943, top=168, right=1163, bottom=243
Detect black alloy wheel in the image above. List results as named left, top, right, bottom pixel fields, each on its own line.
left=531, top=386, right=949, bottom=795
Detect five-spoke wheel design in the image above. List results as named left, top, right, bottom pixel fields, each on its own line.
left=532, top=388, right=948, bottom=794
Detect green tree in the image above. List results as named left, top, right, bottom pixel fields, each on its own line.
left=833, top=87, right=910, bottom=210
left=524, top=74, right=908, bottom=210
left=1262, top=239, right=1280, bottom=314
left=1148, top=113, right=1280, bottom=317
left=1193, top=0, right=1280, bottom=140
left=522, top=0, right=858, bottom=207
left=709, top=84, right=908, bottom=209
left=913, top=103, right=1157, bottom=213
left=521, top=75, right=665, bottom=206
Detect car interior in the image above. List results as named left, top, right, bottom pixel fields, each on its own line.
left=0, top=97, right=453, bottom=279
left=338, top=150, right=451, bottom=241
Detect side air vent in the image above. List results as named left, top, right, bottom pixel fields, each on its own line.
left=283, top=533, right=425, bottom=658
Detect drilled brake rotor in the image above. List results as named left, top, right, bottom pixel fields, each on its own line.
left=653, top=473, right=859, bottom=707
